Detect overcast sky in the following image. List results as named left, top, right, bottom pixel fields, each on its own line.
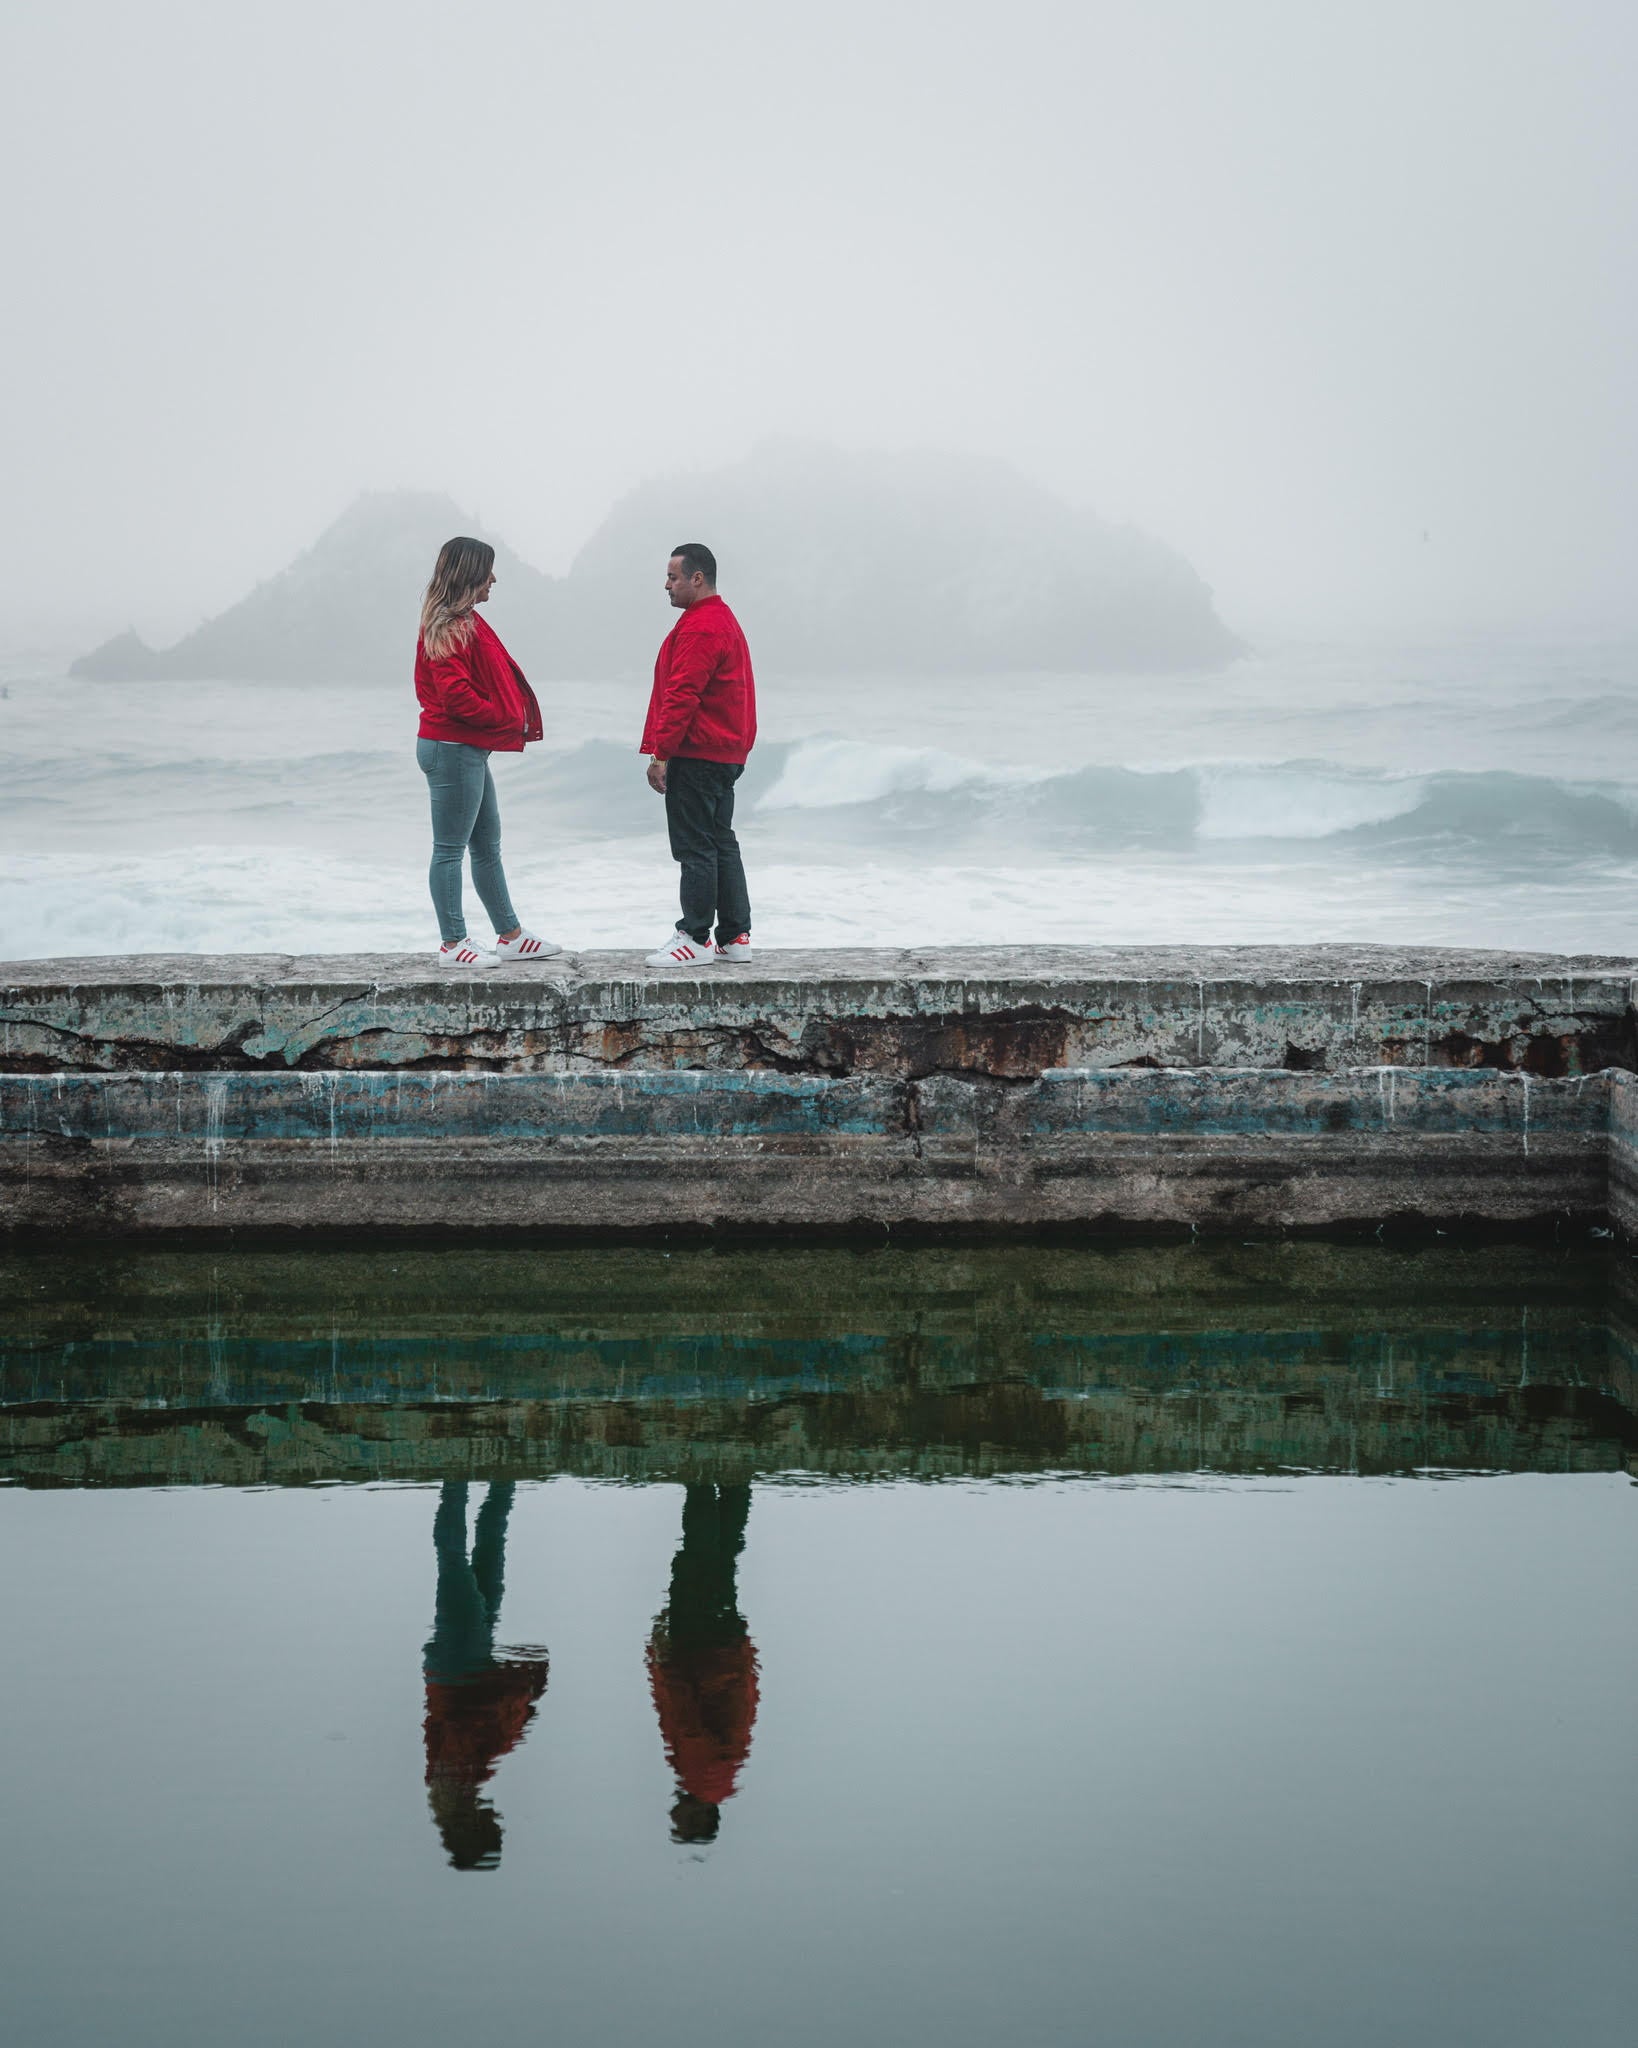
left=2, top=0, right=1634, bottom=651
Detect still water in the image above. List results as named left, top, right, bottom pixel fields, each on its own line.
left=2, top=1243, right=1633, bottom=2047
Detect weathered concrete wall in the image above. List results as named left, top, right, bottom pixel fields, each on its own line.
left=1608, top=1072, right=1638, bottom=1239
left=3, top=945, right=1633, bottom=1076
left=0, top=948, right=1630, bottom=1236
left=0, top=1064, right=1609, bottom=1233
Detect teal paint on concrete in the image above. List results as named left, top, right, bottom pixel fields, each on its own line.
left=1029, top=1068, right=1610, bottom=1140
left=0, top=1067, right=903, bottom=1143
left=1, top=1066, right=1612, bottom=1149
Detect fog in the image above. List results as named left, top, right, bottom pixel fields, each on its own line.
left=3, top=0, right=1635, bottom=655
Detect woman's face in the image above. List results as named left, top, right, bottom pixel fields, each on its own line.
left=474, top=570, right=496, bottom=605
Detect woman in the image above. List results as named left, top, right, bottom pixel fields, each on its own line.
left=422, top=1481, right=548, bottom=1871
left=415, top=536, right=560, bottom=967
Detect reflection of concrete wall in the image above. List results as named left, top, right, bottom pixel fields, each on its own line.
left=5, top=1240, right=1630, bottom=1483
left=0, top=1322, right=1613, bottom=1411
left=5, top=1377, right=1633, bottom=1488
left=6, top=1318, right=1633, bottom=1486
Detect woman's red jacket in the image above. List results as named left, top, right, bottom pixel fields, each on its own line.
left=416, top=613, right=542, bottom=751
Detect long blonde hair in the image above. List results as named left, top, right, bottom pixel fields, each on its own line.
left=420, top=536, right=495, bottom=659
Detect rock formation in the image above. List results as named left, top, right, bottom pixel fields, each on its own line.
left=72, top=447, right=1242, bottom=683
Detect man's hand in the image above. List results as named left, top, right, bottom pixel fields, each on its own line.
left=646, top=756, right=668, bottom=794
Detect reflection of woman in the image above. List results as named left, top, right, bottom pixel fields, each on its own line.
left=422, top=1481, right=548, bottom=1871
left=415, top=536, right=560, bottom=969
left=647, top=1483, right=759, bottom=1844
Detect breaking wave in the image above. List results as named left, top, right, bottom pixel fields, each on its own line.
left=733, top=741, right=1638, bottom=859
left=1, top=731, right=1634, bottom=865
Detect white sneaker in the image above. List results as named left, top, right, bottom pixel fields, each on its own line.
left=494, top=929, right=563, bottom=961
left=715, top=933, right=754, bottom=963
left=436, top=936, right=500, bottom=970
left=644, top=930, right=716, bottom=968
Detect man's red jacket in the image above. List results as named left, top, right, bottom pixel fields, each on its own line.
left=646, top=1631, right=759, bottom=1807
left=416, top=613, right=543, bottom=751
left=640, top=594, right=757, bottom=764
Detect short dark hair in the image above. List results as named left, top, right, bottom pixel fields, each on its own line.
left=670, top=542, right=717, bottom=586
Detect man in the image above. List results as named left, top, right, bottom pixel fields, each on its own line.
left=640, top=542, right=757, bottom=967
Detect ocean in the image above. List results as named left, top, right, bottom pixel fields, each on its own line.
left=2, top=631, right=1634, bottom=957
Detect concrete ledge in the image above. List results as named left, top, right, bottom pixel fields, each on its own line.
left=2, top=949, right=1631, bottom=1236
left=3, top=946, right=1633, bottom=1078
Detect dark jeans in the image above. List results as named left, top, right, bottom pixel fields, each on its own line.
left=665, top=757, right=751, bottom=945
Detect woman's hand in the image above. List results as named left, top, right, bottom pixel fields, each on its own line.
left=646, top=757, right=668, bottom=794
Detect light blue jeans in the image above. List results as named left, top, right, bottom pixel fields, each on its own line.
left=416, top=738, right=520, bottom=944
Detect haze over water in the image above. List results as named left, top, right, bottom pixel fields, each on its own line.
left=3, top=3, right=1635, bottom=957
left=4, top=3, right=1635, bottom=652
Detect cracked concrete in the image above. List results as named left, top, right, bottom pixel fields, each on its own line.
left=2, top=946, right=1633, bottom=1078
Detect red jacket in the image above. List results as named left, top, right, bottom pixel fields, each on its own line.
left=423, top=1660, right=549, bottom=1787
left=640, top=594, right=757, bottom=763
left=416, top=613, right=543, bottom=751
left=646, top=1631, right=759, bottom=1807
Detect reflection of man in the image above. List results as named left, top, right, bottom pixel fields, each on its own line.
left=422, top=1481, right=548, bottom=1871
left=647, top=1483, right=760, bottom=1843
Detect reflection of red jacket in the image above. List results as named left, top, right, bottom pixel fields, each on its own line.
left=416, top=613, right=543, bottom=751
left=424, top=1661, right=548, bottom=1786
left=639, top=596, right=757, bottom=764
left=646, top=1632, right=759, bottom=1805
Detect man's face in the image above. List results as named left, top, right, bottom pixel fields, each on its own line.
left=666, top=556, right=707, bottom=609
